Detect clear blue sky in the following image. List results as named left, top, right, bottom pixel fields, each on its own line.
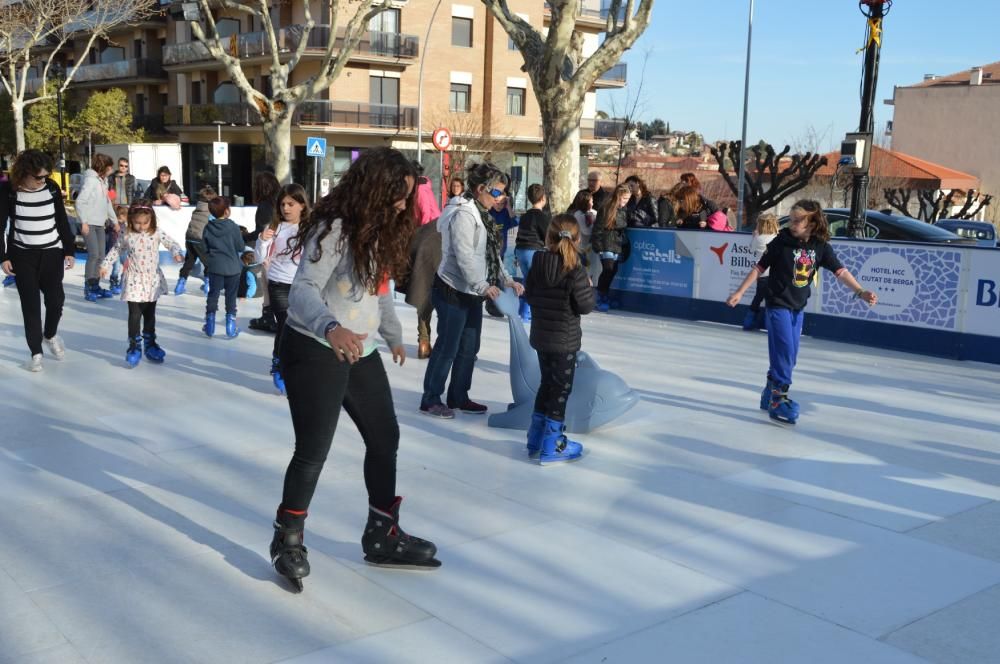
left=598, top=0, right=999, bottom=152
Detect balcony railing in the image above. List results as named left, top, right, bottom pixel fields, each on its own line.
left=133, top=113, right=166, bottom=134
left=164, top=101, right=418, bottom=130
left=163, top=25, right=419, bottom=66
left=545, top=1, right=628, bottom=21
left=71, top=58, right=165, bottom=84
left=598, top=62, right=627, bottom=84
left=581, top=117, right=626, bottom=140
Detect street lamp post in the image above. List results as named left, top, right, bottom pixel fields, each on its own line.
left=212, top=120, right=225, bottom=195
left=53, top=64, right=67, bottom=195
left=736, top=0, right=754, bottom=230
left=847, top=0, right=891, bottom=238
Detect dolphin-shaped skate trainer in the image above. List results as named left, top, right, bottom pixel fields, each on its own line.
left=487, top=289, right=638, bottom=433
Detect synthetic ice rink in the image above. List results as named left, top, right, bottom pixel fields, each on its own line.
left=2, top=263, right=999, bottom=664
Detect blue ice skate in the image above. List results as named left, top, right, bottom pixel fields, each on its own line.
left=768, top=384, right=799, bottom=425
left=270, top=357, right=286, bottom=395
left=126, top=336, right=142, bottom=368
left=525, top=411, right=545, bottom=458
left=142, top=333, right=165, bottom=363
left=174, top=276, right=187, bottom=295
left=225, top=313, right=240, bottom=338
left=203, top=312, right=216, bottom=337
left=539, top=417, right=584, bottom=465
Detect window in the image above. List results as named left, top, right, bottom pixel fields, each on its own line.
left=213, top=82, right=240, bottom=104
left=451, top=17, right=472, bottom=47
left=135, top=94, right=145, bottom=118
left=506, top=87, right=525, bottom=116
left=134, top=39, right=143, bottom=59
left=216, top=18, right=240, bottom=38
left=450, top=83, right=471, bottom=113
left=370, top=8, right=400, bottom=33
left=369, top=76, right=400, bottom=107
left=191, top=81, right=202, bottom=104
left=508, top=35, right=516, bottom=50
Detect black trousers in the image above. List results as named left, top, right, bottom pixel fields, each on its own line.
left=127, top=301, right=157, bottom=338
left=11, top=247, right=66, bottom=355
left=206, top=272, right=239, bottom=315
left=597, top=258, right=619, bottom=295
left=749, top=276, right=769, bottom=312
left=178, top=240, right=208, bottom=279
left=279, top=327, right=399, bottom=513
left=534, top=351, right=577, bottom=421
left=268, top=280, right=291, bottom=360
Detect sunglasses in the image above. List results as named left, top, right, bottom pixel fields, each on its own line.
left=30, top=172, right=50, bottom=181
left=488, top=188, right=505, bottom=198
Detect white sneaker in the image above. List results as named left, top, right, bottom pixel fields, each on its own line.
left=44, top=335, right=65, bottom=360
left=25, top=354, right=43, bottom=372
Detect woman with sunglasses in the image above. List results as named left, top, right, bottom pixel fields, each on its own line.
left=0, top=150, right=76, bottom=372
left=419, top=161, right=523, bottom=419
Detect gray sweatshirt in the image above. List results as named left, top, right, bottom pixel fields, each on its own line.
left=436, top=196, right=511, bottom=296
left=286, top=219, right=403, bottom=354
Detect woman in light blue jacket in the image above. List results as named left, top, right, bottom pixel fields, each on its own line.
left=77, top=153, right=119, bottom=301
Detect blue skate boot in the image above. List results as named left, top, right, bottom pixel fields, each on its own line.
left=201, top=276, right=210, bottom=294
left=760, top=373, right=775, bottom=411
left=768, top=384, right=799, bottom=425
left=270, top=356, right=286, bottom=395
left=596, top=293, right=610, bottom=313
left=525, top=411, right=546, bottom=459
left=518, top=299, right=532, bottom=323
left=174, top=276, right=187, bottom=295
left=125, top=336, right=142, bottom=368
left=225, top=313, right=240, bottom=338
left=539, top=417, right=584, bottom=465
left=109, top=276, right=122, bottom=295
left=84, top=283, right=100, bottom=302
left=202, top=312, right=216, bottom=337
left=2, top=274, right=15, bottom=288
left=142, top=333, right=165, bottom=363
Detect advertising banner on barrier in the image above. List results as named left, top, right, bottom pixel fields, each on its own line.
left=615, top=230, right=695, bottom=297
left=964, top=249, right=1000, bottom=337
left=693, top=232, right=758, bottom=303
left=821, top=242, right=963, bottom=330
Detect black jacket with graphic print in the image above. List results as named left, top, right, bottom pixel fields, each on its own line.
left=756, top=228, right=844, bottom=311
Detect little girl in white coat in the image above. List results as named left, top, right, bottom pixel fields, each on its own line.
left=101, top=199, right=183, bottom=367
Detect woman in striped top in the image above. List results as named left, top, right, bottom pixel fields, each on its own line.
left=0, top=150, right=76, bottom=372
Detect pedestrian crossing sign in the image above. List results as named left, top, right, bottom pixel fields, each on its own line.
left=306, top=137, right=327, bottom=158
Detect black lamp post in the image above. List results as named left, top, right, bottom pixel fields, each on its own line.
left=847, top=0, right=892, bottom=238
left=51, top=63, right=67, bottom=192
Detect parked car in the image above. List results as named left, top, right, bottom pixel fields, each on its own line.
left=933, top=219, right=997, bottom=247
left=779, top=208, right=976, bottom=245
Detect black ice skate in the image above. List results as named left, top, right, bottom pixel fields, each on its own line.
left=270, top=508, right=310, bottom=592
left=361, top=497, right=441, bottom=569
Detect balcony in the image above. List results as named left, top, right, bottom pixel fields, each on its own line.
left=164, top=101, right=418, bottom=131
left=580, top=117, right=625, bottom=142
left=68, top=58, right=166, bottom=88
left=544, top=1, right=628, bottom=29
left=133, top=113, right=167, bottom=135
left=593, top=62, right=627, bottom=89
left=163, top=26, right=419, bottom=71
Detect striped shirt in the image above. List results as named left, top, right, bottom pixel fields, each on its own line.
left=11, top=186, right=60, bottom=251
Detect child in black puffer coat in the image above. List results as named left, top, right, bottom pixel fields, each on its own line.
left=524, top=214, right=596, bottom=465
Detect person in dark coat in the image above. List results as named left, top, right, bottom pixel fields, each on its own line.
left=396, top=218, right=442, bottom=359
left=144, top=166, right=184, bottom=203
left=591, top=183, right=630, bottom=311
left=247, top=171, right=283, bottom=332
left=201, top=196, right=246, bottom=338
left=523, top=214, right=595, bottom=465
left=623, top=175, right=657, bottom=228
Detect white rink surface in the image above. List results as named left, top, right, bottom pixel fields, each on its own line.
left=2, top=263, right=1000, bottom=664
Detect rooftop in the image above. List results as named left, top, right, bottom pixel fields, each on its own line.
left=816, top=145, right=980, bottom=189
left=2, top=262, right=999, bottom=663
left=904, top=61, right=1000, bottom=88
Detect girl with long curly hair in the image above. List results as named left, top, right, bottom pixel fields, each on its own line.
left=269, top=148, right=440, bottom=592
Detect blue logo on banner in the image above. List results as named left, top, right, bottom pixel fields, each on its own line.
left=615, top=230, right=694, bottom=297
left=306, top=137, right=327, bottom=158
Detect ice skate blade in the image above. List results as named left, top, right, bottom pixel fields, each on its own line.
left=363, top=555, right=442, bottom=570
left=538, top=453, right=585, bottom=466
left=281, top=576, right=304, bottom=593
left=767, top=414, right=797, bottom=427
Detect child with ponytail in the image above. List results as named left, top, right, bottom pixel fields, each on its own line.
left=523, top=214, right=596, bottom=465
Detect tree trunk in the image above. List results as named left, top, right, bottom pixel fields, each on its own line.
left=539, top=102, right=581, bottom=214
left=13, top=100, right=25, bottom=153
left=262, top=110, right=294, bottom=185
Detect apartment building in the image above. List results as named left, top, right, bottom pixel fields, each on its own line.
left=40, top=0, right=626, bottom=206
left=888, top=62, right=1000, bottom=222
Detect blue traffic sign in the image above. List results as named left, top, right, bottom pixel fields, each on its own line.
left=306, top=136, right=327, bottom=158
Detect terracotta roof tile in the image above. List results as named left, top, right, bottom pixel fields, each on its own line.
left=814, top=146, right=979, bottom=189
left=904, top=61, right=1000, bottom=88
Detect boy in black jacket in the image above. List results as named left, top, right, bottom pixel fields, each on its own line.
left=524, top=214, right=595, bottom=465
left=514, top=183, right=550, bottom=321
left=201, top=196, right=246, bottom=338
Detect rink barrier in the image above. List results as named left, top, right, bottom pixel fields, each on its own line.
left=610, top=229, right=1000, bottom=365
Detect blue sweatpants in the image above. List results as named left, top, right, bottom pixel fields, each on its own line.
left=766, top=308, right=804, bottom=386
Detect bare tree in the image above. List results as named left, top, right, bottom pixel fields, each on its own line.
left=885, top=187, right=993, bottom=222
left=606, top=47, right=650, bottom=186
left=183, top=0, right=391, bottom=183
left=710, top=140, right=827, bottom=228
left=0, top=0, right=151, bottom=152
left=479, top=0, right=654, bottom=212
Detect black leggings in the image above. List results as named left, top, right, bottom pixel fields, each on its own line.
left=279, top=327, right=399, bottom=513
left=534, top=351, right=577, bottom=421
left=127, top=301, right=157, bottom=338
left=268, top=280, right=291, bottom=360
left=597, top=258, right=619, bottom=295
left=11, top=247, right=65, bottom=355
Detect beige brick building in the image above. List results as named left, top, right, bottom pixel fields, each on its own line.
left=39, top=0, right=625, bottom=207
